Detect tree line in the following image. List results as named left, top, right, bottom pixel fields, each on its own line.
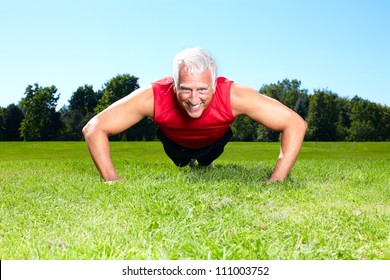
left=1, top=74, right=389, bottom=142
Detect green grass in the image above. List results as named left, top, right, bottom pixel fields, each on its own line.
left=0, top=141, right=389, bottom=259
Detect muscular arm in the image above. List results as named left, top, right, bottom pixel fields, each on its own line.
left=82, top=85, right=154, bottom=182
left=231, top=84, right=307, bottom=183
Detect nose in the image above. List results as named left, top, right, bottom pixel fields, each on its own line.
left=189, top=91, right=199, bottom=103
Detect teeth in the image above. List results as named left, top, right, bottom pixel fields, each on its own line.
left=188, top=103, right=200, bottom=109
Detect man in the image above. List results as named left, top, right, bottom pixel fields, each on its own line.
left=83, top=47, right=307, bottom=184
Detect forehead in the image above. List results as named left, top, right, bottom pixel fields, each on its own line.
left=178, top=68, right=212, bottom=86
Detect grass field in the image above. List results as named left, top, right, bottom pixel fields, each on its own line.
left=0, top=141, right=389, bottom=260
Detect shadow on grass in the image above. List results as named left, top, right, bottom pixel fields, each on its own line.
left=185, top=163, right=308, bottom=191
left=183, top=163, right=272, bottom=185
left=120, top=160, right=305, bottom=190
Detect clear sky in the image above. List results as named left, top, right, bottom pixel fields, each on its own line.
left=1, top=0, right=389, bottom=108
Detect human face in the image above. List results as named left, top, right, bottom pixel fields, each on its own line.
left=175, top=68, right=214, bottom=119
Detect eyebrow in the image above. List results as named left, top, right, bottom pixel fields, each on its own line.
left=179, top=85, right=209, bottom=90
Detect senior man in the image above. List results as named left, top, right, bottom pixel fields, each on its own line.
left=83, top=47, right=307, bottom=184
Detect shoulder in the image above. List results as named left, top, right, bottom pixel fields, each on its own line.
left=216, top=76, right=232, bottom=83
left=152, top=76, right=175, bottom=97
left=215, top=77, right=234, bottom=100
left=216, top=77, right=233, bottom=88
left=152, top=76, right=174, bottom=88
left=230, top=83, right=263, bottom=116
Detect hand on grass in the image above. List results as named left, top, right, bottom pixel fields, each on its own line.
left=105, top=178, right=126, bottom=185
left=266, top=177, right=284, bottom=185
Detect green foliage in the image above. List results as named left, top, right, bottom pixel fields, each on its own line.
left=94, top=74, right=140, bottom=114
left=257, top=125, right=280, bottom=142
left=306, top=90, right=339, bottom=141
left=2, top=104, right=24, bottom=141
left=335, top=97, right=352, bottom=141
left=382, top=108, right=390, bottom=141
left=294, top=94, right=309, bottom=119
left=0, top=107, right=5, bottom=140
left=69, top=85, right=101, bottom=116
left=348, top=96, right=388, bottom=141
left=59, top=108, right=85, bottom=140
left=19, top=84, right=63, bottom=141
left=60, top=85, right=101, bottom=140
left=260, top=79, right=309, bottom=119
left=0, top=142, right=389, bottom=259
left=231, top=115, right=258, bottom=141
left=1, top=76, right=389, bottom=142
left=119, top=117, right=156, bottom=141
left=256, top=79, right=309, bottom=142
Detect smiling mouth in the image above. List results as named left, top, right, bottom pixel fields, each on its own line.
left=187, top=102, right=201, bottom=109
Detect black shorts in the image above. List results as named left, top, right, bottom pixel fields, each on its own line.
left=156, top=127, right=233, bottom=167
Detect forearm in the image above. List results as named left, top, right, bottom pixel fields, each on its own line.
left=268, top=120, right=307, bottom=182
left=83, top=122, right=120, bottom=182
left=268, top=152, right=297, bottom=182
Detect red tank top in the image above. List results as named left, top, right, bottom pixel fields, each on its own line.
left=152, top=76, right=235, bottom=149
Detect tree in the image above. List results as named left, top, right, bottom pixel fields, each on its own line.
left=0, top=107, right=5, bottom=140
left=94, top=74, right=156, bottom=141
left=294, top=94, right=309, bottom=119
left=335, top=97, right=352, bottom=141
left=3, top=104, right=24, bottom=141
left=260, top=83, right=284, bottom=101
left=282, top=79, right=307, bottom=111
left=257, top=79, right=309, bottom=142
left=382, top=106, right=390, bottom=141
left=260, top=79, right=309, bottom=119
left=257, top=125, right=280, bottom=142
left=122, top=117, right=156, bottom=141
left=348, top=96, right=384, bottom=141
left=69, top=85, right=101, bottom=115
left=61, top=85, right=101, bottom=140
left=94, top=74, right=140, bottom=114
left=231, top=115, right=258, bottom=141
left=59, top=106, right=85, bottom=140
left=20, top=84, right=63, bottom=141
left=306, top=90, right=339, bottom=141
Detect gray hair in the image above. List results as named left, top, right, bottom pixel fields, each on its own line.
left=172, top=47, right=218, bottom=90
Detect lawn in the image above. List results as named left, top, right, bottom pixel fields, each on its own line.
left=0, top=141, right=389, bottom=259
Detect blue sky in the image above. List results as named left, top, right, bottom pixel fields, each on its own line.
left=1, top=0, right=389, bottom=108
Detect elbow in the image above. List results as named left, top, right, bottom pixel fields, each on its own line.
left=300, top=118, right=308, bottom=133
left=82, top=118, right=98, bottom=141
left=297, top=117, right=308, bottom=137
left=82, top=116, right=110, bottom=141
left=288, top=114, right=307, bottom=138
left=298, top=118, right=308, bottom=142
left=82, top=122, right=91, bottom=141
